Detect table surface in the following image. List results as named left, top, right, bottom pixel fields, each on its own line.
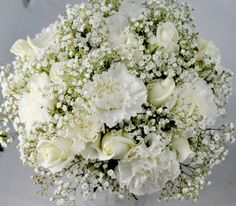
left=0, top=0, right=236, bottom=206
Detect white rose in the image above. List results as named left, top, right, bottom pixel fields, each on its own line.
left=78, top=132, right=135, bottom=161
left=198, top=39, right=221, bottom=64
left=150, top=22, right=179, bottom=53
left=11, top=23, right=56, bottom=58
left=148, top=77, right=175, bottom=107
left=10, top=37, right=37, bottom=58
left=37, top=138, right=74, bottom=173
left=99, top=133, right=135, bottom=160
left=117, top=134, right=180, bottom=196
left=83, top=63, right=147, bottom=128
left=171, top=136, right=195, bottom=162
left=176, top=78, right=217, bottom=127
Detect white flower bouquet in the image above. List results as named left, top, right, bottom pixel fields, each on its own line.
left=0, top=0, right=234, bottom=205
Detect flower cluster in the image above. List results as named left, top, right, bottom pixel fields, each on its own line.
left=0, top=0, right=234, bottom=205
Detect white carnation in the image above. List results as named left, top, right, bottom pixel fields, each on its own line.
left=117, top=133, right=180, bottom=196
left=106, top=0, right=144, bottom=54
left=176, top=79, right=217, bottom=127
left=28, top=73, right=52, bottom=93
left=107, top=26, right=139, bottom=56
left=119, top=0, right=145, bottom=20
left=33, top=23, right=57, bottom=49
left=106, top=13, right=128, bottom=35
left=18, top=73, right=55, bottom=133
left=83, top=63, right=147, bottom=128
left=60, top=111, right=102, bottom=157
left=107, top=0, right=144, bottom=31
left=198, top=38, right=221, bottom=64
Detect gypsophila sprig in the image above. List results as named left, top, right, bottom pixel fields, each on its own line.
left=0, top=0, right=234, bottom=205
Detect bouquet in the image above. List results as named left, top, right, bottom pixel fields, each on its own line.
left=0, top=0, right=234, bottom=205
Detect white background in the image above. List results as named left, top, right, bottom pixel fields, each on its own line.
left=0, top=0, right=235, bottom=206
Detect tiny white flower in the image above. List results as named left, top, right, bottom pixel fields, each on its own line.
left=50, top=62, right=66, bottom=83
